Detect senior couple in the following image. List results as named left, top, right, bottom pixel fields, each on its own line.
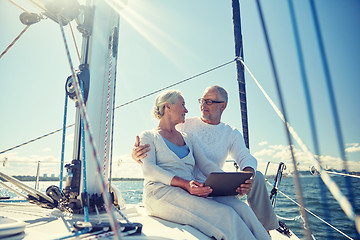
left=132, top=85, right=278, bottom=239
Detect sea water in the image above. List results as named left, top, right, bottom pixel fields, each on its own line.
left=1, top=175, right=359, bottom=240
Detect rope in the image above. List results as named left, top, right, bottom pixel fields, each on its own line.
left=254, top=1, right=311, bottom=239
left=0, top=25, right=30, bottom=60
left=0, top=124, right=75, bottom=155
left=286, top=1, right=332, bottom=238
left=69, top=22, right=81, bottom=61
left=109, top=23, right=120, bottom=194
left=114, top=58, right=236, bottom=109
left=265, top=181, right=354, bottom=240
left=102, top=25, right=116, bottom=180
left=59, top=93, right=69, bottom=191
left=7, top=0, right=30, bottom=13
left=241, top=58, right=359, bottom=231
left=57, top=14, right=121, bottom=240
left=80, top=80, right=90, bottom=222
left=112, top=205, right=130, bottom=224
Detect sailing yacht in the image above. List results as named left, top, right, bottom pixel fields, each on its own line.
left=1, top=0, right=359, bottom=239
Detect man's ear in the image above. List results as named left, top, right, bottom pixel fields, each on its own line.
left=220, top=102, right=227, bottom=112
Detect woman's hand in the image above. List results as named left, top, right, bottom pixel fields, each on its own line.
left=187, top=180, right=213, bottom=197
left=171, top=176, right=212, bottom=198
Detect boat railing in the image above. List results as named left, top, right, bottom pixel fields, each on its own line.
left=265, top=178, right=354, bottom=240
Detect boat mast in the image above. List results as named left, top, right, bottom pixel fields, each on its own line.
left=231, top=0, right=250, bottom=150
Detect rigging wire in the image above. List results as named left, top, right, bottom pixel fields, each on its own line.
left=0, top=124, right=75, bottom=155
left=69, top=22, right=81, bottom=62
left=7, top=0, right=30, bottom=13
left=265, top=181, right=354, bottom=240
left=286, top=0, right=332, bottom=238
left=0, top=59, right=236, bottom=155
left=240, top=58, right=360, bottom=234
left=308, top=0, right=356, bottom=213
left=57, top=14, right=121, bottom=240
left=254, top=1, right=312, bottom=239
left=0, top=25, right=30, bottom=60
left=114, top=58, right=237, bottom=109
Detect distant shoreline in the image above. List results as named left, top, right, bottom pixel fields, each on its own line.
left=2, top=170, right=358, bottom=182
left=0, top=176, right=144, bottom=182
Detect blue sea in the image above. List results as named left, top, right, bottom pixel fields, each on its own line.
left=1, top=175, right=359, bottom=240
left=113, top=175, right=360, bottom=240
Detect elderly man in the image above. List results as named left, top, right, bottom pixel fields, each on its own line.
left=132, top=85, right=279, bottom=232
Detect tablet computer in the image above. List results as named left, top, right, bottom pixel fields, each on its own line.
left=204, top=172, right=253, bottom=197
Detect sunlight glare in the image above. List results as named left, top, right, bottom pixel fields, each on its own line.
left=105, top=0, right=194, bottom=70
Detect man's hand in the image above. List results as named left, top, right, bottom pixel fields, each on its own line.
left=236, top=178, right=253, bottom=196
left=131, top=136, right=150, bottom=164
left=236, top=167, right=255, bottom=195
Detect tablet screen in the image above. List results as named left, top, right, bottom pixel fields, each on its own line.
left=204, top=172, right=253, bottom=197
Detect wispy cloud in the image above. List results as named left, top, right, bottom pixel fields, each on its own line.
left=345, top=143, right=360, bottom=153
left=252, top=142, right=360, bottom=175
left=258, top=141, right=268, bottom=146
left=253, top=148, right=276, bottom=158
left=1, top=152, right=61, bottom=177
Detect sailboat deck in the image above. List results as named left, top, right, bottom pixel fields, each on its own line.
left=0, top=201, right=299, bottom=239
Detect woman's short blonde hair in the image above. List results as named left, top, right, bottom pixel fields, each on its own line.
left=153, top=90, right=182, bottom=119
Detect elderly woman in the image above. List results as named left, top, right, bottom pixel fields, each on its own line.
left=139, top=90, right=270, bottom=240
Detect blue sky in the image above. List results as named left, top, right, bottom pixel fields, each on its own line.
left=0, top=0, right=359, bottom=178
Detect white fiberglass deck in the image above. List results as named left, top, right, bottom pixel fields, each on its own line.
left=0, top=201, right=299, bottom=240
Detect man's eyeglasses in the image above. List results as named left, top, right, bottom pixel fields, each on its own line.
left=198, top=98, right=225, bottom=105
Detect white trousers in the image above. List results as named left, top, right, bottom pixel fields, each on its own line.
left=144, top=183, right=270, bottom=240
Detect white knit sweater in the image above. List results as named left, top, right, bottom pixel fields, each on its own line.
left=177, top=117, right=257, bottom=182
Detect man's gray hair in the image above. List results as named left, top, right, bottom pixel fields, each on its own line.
left=153, top=90, right=183, bottom=119
left=207, top=85, right=228, bottom=103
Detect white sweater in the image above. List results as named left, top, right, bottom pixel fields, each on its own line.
left=177, top=117, right=257, bottom=182
left=139, top=130, right=222, bottom=189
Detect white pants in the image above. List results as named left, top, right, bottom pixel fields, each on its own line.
left=144, top=183, right=270, bottom=240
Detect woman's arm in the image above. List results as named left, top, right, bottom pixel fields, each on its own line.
left=140, top=131, right=175, bottom=185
